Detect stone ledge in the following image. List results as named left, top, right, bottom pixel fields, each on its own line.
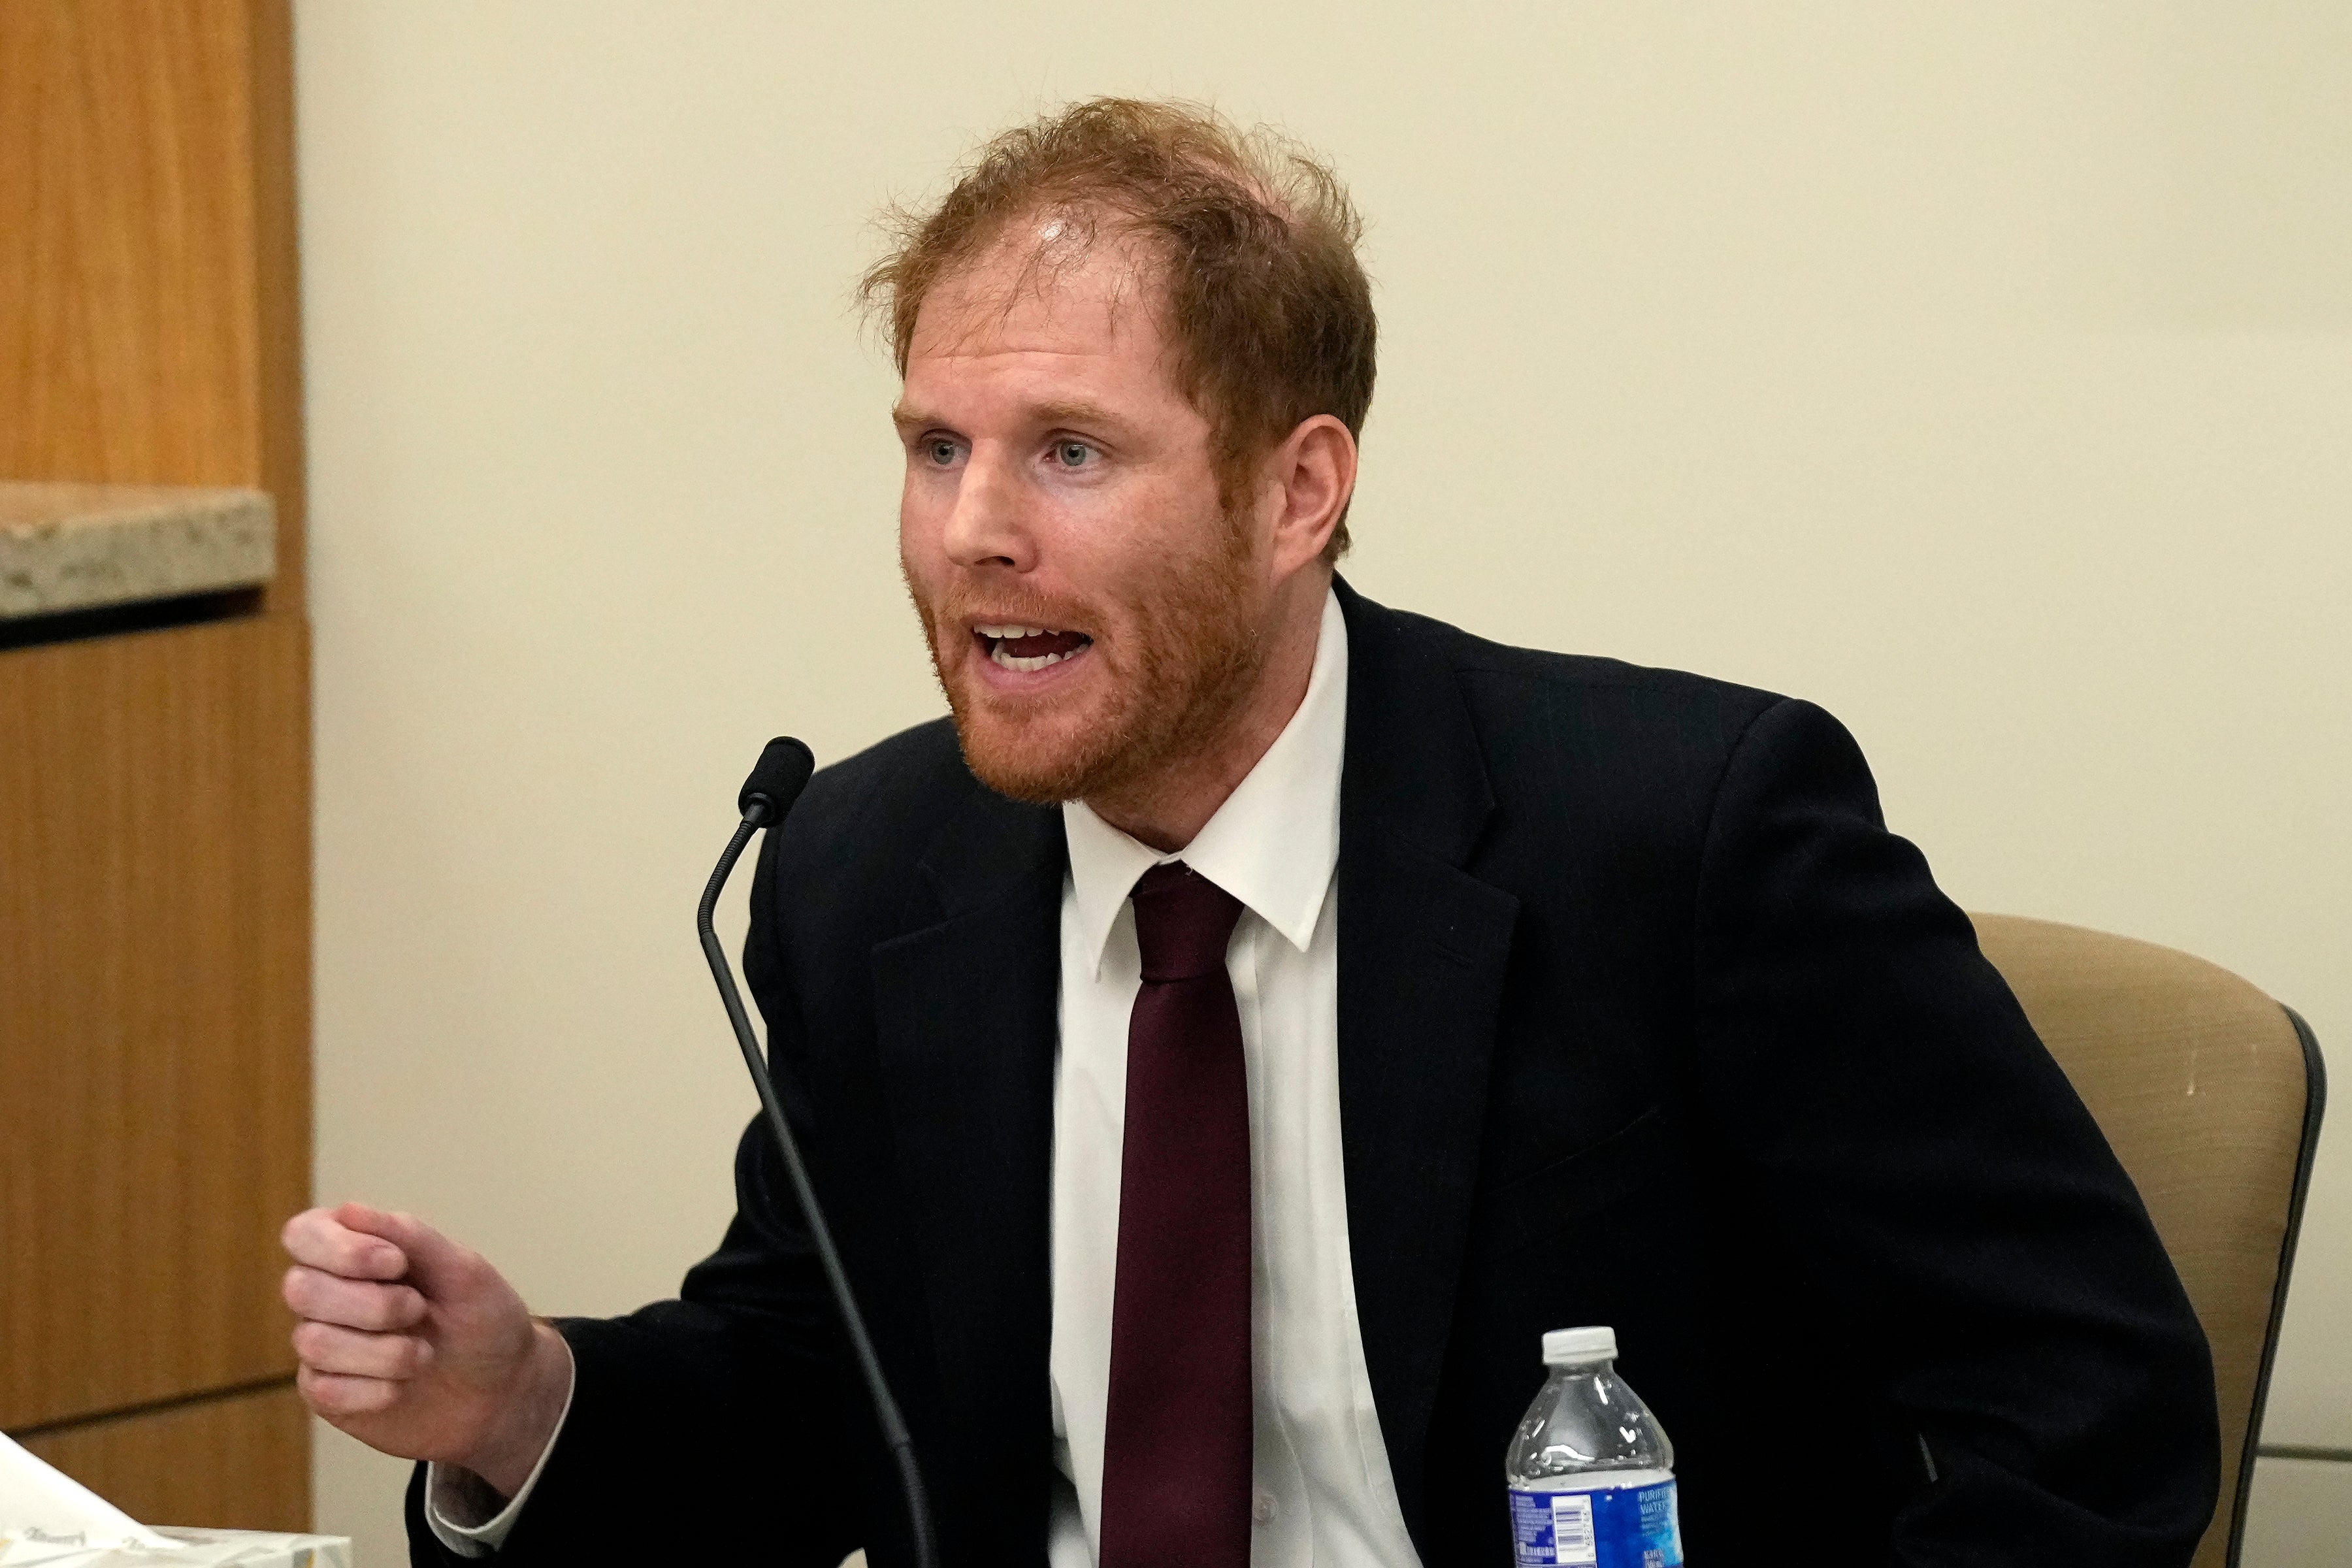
left=0, top=483, right=276, bottom=620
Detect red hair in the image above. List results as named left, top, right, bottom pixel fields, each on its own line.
left=860, top=98, right=1377, bottom=559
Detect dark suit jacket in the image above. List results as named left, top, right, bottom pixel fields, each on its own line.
left=409, top=581, right=2217, bottom=1566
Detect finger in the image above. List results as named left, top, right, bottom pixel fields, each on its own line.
left=331, top=1205, right=479, bottom=1297
left=293, top=1320, right=433, bottom=1380
left=282, top=1207, right=408, bottom=1281
left=297, top=1365, right=400, bottom=1418
left=282, top=1265, right=429, bottom=1331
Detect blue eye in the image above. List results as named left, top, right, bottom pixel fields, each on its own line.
left=926, top=440, right=958, bottom=465
left=1055, top=440, right=1093, bottom=468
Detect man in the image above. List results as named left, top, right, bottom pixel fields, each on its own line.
left=282, top=99, right=2217, bottom=1566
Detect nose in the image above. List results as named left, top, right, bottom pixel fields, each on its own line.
left=940, top=446, right=1037, bottom=573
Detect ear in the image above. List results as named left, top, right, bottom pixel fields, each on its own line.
left=1261, top=415, right=1358, bottom=578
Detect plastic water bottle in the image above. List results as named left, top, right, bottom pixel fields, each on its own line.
left=1505, top=1326, right=1683, bottom=1567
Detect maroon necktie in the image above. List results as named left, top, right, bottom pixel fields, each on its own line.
left=1098, top=861, right=1253, bottom=1568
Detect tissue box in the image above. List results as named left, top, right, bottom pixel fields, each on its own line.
left=0, top=1529, right=350, bottom=1567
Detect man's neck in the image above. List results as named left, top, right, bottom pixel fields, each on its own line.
left=1085, top=574, right=1330, bottom=853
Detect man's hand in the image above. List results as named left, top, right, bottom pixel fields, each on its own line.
left=281, top=1202, right=572, bottom=1499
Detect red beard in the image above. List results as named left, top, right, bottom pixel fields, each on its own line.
left=904, top=529, right=1266, bottom=806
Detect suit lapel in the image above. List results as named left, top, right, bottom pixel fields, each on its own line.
left=1333, top=581, right=1521, bottom=1544
left=872, top=785, right=1065, bottom=1523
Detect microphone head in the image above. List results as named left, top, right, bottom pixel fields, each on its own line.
left=738, top=736, right=815, bottom=825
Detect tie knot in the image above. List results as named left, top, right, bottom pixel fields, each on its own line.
left=1129, top=862, right=1243, bottom=982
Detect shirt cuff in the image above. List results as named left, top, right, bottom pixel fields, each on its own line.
left=422, top=1335, right=578, bottom=1557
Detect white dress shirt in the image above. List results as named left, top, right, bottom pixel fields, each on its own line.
left=1048, top=589, right=1416, bottom=1567
left=433, top=589, right=1418, bottom=1566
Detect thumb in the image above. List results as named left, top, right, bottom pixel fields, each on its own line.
left=332, top=1203, right=477, bottom=1299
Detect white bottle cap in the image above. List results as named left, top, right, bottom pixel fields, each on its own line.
left=1541, top=1326, right=1618, bottom=1365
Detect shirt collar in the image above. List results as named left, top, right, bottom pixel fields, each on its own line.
left=1063, top=587, right=1348, bottom=978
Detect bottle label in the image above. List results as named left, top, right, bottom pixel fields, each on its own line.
left=1509, top=1480, right=1682, bottom=1568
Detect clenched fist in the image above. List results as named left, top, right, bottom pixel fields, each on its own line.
left=281, top=1203, right=572, bottom=1499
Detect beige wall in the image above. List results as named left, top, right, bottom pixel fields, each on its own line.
left=294, top=5, right=2351, bottom=1562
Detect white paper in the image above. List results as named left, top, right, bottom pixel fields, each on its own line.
left=0, top=1529, right=350, bottom=1566
left=0, top=1434, right=172, bottom=1552
left=0, top=1430, right=350, bottom=1566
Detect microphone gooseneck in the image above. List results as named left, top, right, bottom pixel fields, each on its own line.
left=697, top=737, right=940, bottom=1568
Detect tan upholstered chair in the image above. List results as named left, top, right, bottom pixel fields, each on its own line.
left=1971, top=915, right=2326, bottom=1568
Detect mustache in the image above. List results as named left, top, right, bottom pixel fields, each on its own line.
left=922, top=586, right=1100, bottom=636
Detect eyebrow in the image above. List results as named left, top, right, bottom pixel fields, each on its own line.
left=891, top=399, right=1131, bottom=436
left=1028, top=400, right=1126, bottom=431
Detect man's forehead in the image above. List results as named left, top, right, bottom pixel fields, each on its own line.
left=908, top=224, right=1167, bottom=364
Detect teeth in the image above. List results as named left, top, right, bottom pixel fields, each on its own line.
left=990, top=644, right=1079, bottom=672
left=975, top=623, right=1062, bottom=639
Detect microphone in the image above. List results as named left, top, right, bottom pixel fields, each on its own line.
left=736, top=736, right=815, bottom=826
left=697, top=737, right=940, bottom=1568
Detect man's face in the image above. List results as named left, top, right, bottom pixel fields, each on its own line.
left=896, top=231, right=1273, bottom=805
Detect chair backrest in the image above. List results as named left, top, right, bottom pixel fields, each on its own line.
left=1970, top=913, right=2325, bottom=1568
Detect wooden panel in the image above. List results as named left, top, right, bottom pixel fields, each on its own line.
left=18, top=1379, right=309, bottom=1534
left=0, top=613, right=310, bottom=1430
left=0, top=0, right=306, bottom=613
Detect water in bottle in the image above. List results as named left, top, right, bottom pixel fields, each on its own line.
left=1505, top=1326, right=1682, bottom=1567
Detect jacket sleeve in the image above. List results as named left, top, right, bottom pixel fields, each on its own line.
left=1690, top=696, right=2218, bottom=1565
left=404, top=826, right=864, bottom=1566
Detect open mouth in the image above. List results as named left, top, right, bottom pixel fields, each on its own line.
left=973, top=623, right=1094, bottom=672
